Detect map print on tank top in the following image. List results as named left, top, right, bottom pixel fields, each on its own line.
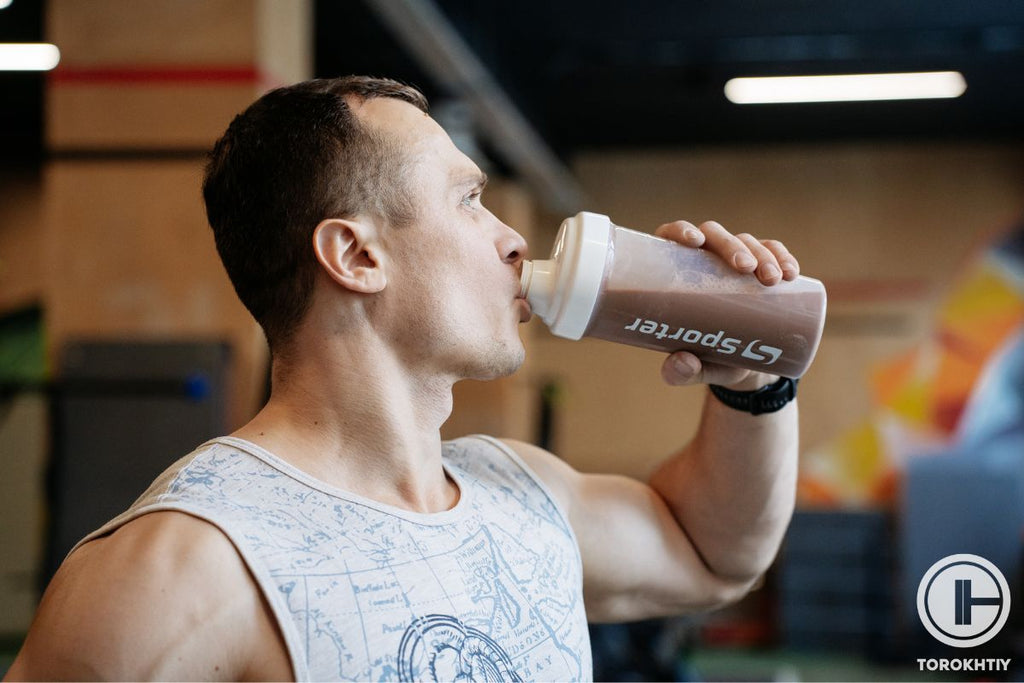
left=75, top=435, right=592, bottom=682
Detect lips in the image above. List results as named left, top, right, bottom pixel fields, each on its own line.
left=516, top=297, right=532, bottom=323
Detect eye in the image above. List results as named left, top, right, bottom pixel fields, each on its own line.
left=461, top=190, right=482, bottom=208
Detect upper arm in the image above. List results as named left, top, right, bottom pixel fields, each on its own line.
left=5, top=511, right=291, bottom=682
left=502, top=439, right=755, bottom=623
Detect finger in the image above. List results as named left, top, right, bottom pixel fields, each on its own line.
left=735, top=233, right=783, bottom=285
left=662, top=352, right=763, bottom=387
left=698, top=221, right=757, bottom=273
left=660, top=352, right=703, bottom=386
left=655, top=220, right=705, bottom=248
left=697, top=362, right=760, bottom=388
left=760, top=239, right=801, bottom=280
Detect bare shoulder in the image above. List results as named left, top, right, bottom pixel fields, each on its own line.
left=6, top=511, right=292, bottom=682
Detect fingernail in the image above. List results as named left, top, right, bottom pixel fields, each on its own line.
left=673, top=356, right=698, bottom=376
left=684, top=227, right=702, bottom=242
left=762, top=263, right=781, bottom=280
left=781, top=262, right=799, bottom=278
left=735, top=253, right=756, bottom=269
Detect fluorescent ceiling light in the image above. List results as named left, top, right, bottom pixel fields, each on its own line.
left=725, top=71, right=967, bottom=104
left=0, top=43, right=61, bottom=71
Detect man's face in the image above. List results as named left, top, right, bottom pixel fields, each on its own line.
left=355, top=97, right=531, bottom=381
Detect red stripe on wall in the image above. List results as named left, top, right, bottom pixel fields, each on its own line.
left=50, top=65, right=264, bottom=85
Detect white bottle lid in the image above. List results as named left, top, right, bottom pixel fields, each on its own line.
left=520, top=211, right=612, bottom=340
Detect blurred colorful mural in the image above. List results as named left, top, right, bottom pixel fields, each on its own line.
left=800, top=223, right=1024, bottom=507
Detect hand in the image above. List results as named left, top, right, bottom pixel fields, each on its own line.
left=653, top=220, right=801, bottom=390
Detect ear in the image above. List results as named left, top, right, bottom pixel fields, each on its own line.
left=312, top=218, right=387, bottom=294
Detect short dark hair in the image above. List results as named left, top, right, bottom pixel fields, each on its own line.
left=202, top=76, right=429, bottom=355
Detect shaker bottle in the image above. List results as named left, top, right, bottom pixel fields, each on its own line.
left=519, top=212, right=827, bottom=378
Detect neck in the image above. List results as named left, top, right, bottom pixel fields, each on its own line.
left=233, top=331, right=459, bottom=513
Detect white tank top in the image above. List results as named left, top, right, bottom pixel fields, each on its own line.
left=76, top=435, right=592, bottom=682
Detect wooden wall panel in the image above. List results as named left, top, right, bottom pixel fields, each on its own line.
left=48, top=0, right=257, bottom=66
left=47, top=84, right=258, bottom=150
left=0, top=176, right=44, bottom=313
left=42, top=160, right=268, bottom=428
left=523, top=143, right=1024, bottom=478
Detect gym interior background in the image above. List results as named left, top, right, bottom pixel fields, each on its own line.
left=1, top=1, right=1023, bottom=680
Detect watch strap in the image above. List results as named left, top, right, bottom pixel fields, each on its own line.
left=709, top=377, right=799, bottom=416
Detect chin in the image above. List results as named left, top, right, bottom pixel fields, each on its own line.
left=466, top=343, right=526, bottom=381
left=498, top=347, right=527, bottom=377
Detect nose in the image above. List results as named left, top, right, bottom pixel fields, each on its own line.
left=498, top=221, right=529, bottom=266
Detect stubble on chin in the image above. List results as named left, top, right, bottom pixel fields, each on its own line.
left=457, top=339, right=526, bottom=381
left=490, top=343, right=527, bottom=379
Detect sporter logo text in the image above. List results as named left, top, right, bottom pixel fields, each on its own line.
left=622, top=317, right=782, bottom=365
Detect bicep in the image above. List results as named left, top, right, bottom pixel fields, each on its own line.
left=505, top=440, right=753, bottom=623
left=572, top=472, right=753, bottom=622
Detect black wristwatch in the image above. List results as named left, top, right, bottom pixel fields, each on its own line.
left=709, top=377, right=799, bottom=415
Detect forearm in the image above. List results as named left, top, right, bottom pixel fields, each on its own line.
left=648, top=388, right=798, bottom=581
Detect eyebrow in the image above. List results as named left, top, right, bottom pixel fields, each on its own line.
left=451, top=169, right=488, bottom=192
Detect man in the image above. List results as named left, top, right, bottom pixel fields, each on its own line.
left=7, top=76, right=801, bottom=681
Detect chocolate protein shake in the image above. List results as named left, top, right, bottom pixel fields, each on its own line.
left=520, top=212, right=827, bottom=378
